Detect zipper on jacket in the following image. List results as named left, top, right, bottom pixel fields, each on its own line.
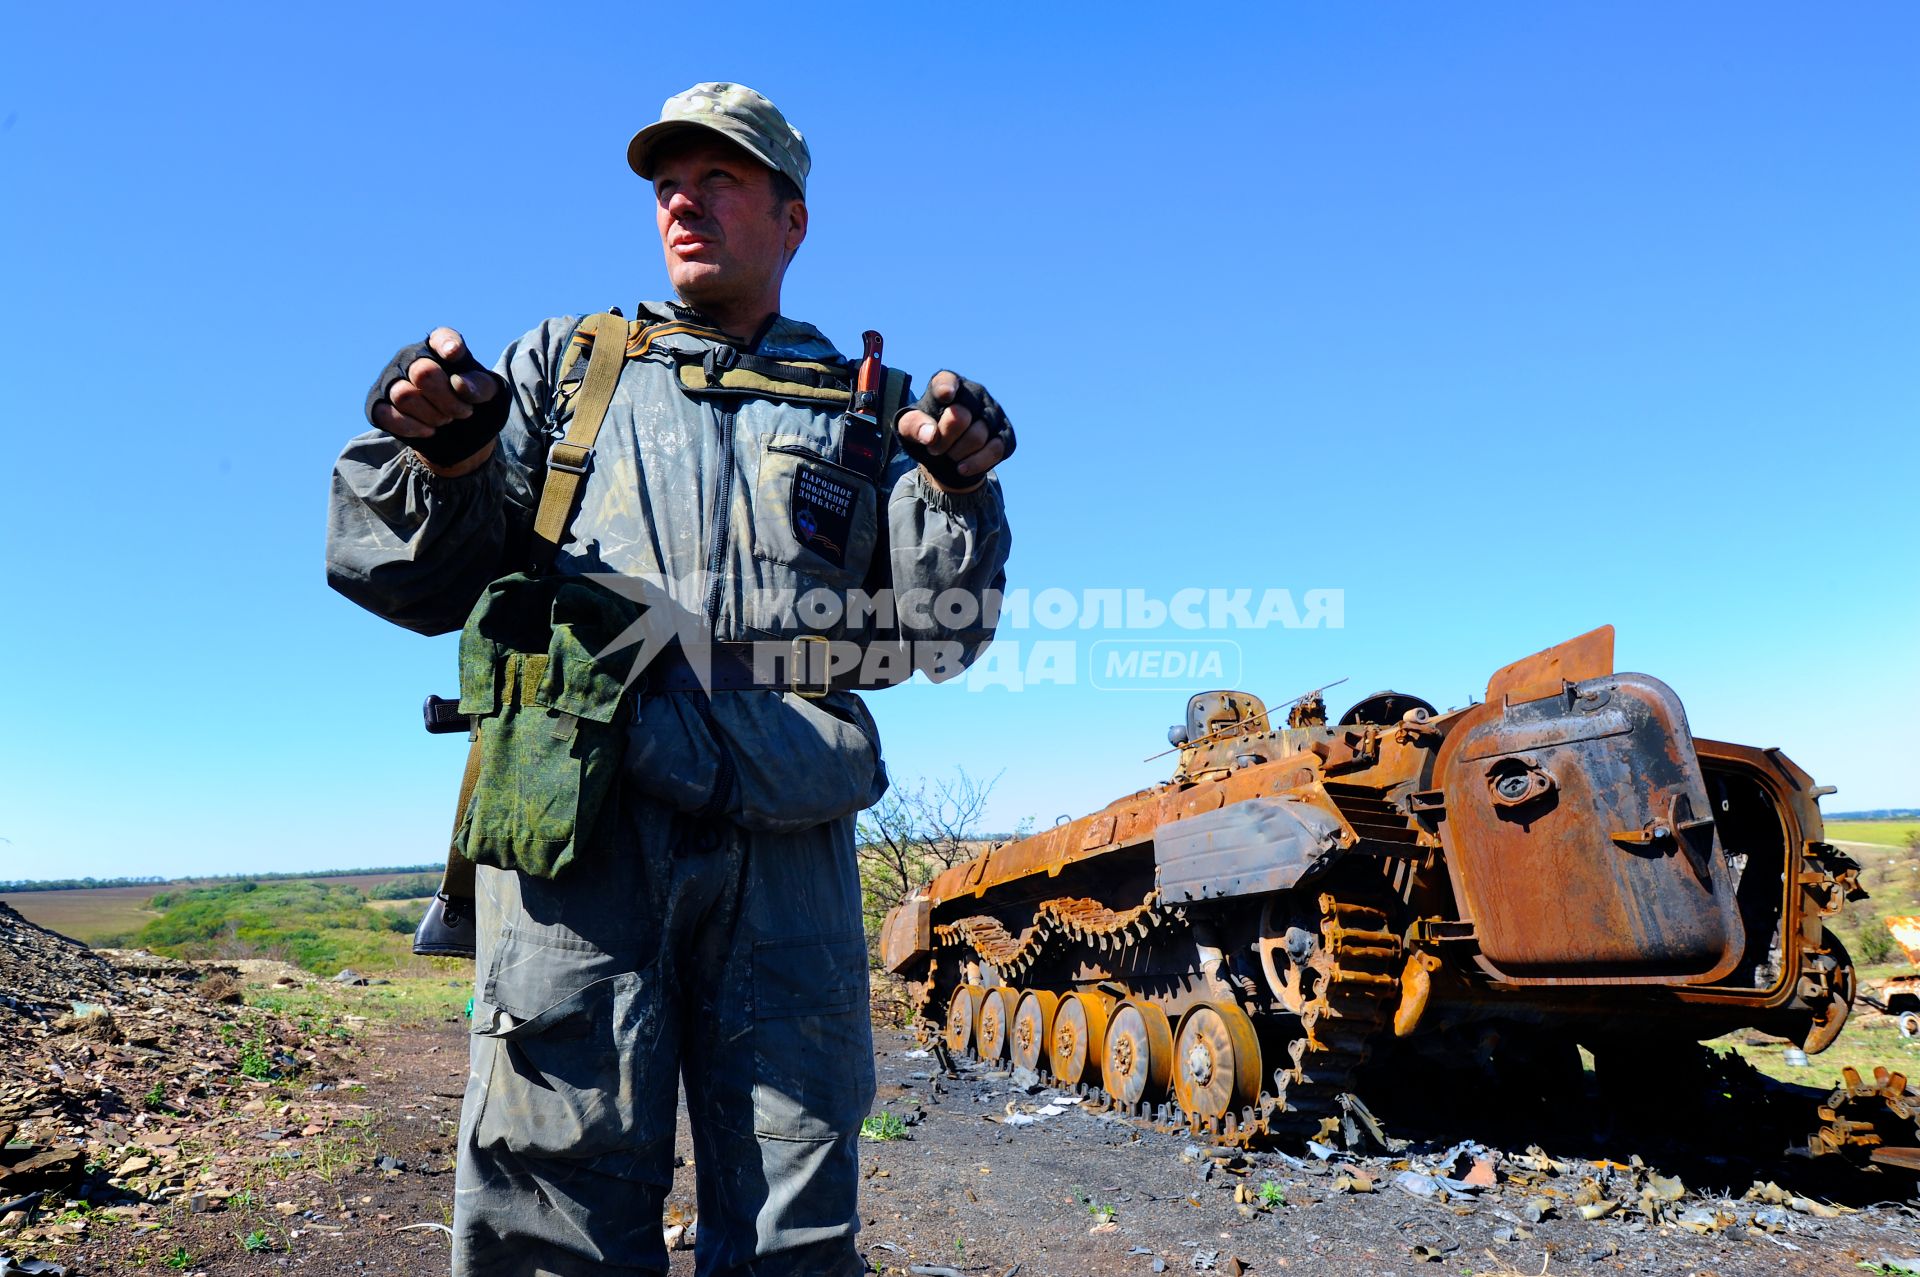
left=702, top=405, right=737, bottom=629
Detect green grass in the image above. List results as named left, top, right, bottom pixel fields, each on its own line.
left=1825, top=820, right=1920, bottom=849
left=0, top=871, right=435, bottom=946
left=125, top=879, right=425, bottom=972
left=1713, top=1013, right=1920, bottom=1086
left=245, top=971, right=470, bottom=1026
left=1818, top=822, right=1920, bottom=973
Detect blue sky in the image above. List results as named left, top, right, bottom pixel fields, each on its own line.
left=1, top=3, right=1914, bottom=879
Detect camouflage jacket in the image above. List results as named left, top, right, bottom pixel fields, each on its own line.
left=326, top=304, right=1011, bottom=832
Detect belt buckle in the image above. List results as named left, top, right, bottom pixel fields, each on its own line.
left=547, top=440, right=593, bottom=476
left=789, top=635, right=832, bottom=699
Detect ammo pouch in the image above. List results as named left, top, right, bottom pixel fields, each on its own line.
left=455, top=572, right=643, bottom=879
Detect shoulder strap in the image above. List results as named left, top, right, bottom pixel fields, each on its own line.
left=423, top=311, right=631, bottom=946
left=530, top=312, right=629, bottom=570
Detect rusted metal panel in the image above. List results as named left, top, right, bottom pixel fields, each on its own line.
left=1154, top=798, right=1347, bottom=902
left=1889, top=917, right=1920, bottom=968
left=879, top=894, right=931, bottom=973
left=895, top=626, right=1879, bottom=1154
left=1485, top=624, right=1614, bottom=705
left=1082, top=814, right=1118, bottom=850
left=1434, top=672, right=1744, bottom=985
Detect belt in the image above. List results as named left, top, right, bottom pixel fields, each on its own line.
left=421, top=637, right=911, bottom=734
left=642, top=636, right=911, bottom=696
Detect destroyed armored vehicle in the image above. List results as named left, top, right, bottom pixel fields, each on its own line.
left=880, top=627, right=1919, bottom=1165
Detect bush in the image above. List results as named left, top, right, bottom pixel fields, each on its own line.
left=129, top=881, right=413, bottom=973
left=367, top=874, right=441, bottom=901
left=1858, top=923, right=1899, bottom=966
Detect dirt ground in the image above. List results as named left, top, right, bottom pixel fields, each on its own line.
left=16, top=1015, right=1918, bottom=1277
left=847, top=1035, right=1920, bottom=1277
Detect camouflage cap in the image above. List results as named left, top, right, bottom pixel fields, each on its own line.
left=626, top=82, right=811, bottom=197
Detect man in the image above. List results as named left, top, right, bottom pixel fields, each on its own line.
left=327, top=82, right=1013, bottom=1277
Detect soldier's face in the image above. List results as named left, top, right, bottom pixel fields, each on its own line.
left=652, top=138, right=806, bottom=318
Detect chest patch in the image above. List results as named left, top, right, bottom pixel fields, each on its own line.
left=791, top=464, right=859, bottom=567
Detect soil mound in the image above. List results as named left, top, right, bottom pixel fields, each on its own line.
left=0, top=903, right=115, bottom=1014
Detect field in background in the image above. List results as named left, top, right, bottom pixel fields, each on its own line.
left=1817, top=819, right=1920, bottom=984
left=1826, top=819, right=1920, bottom=848
left=1722, top=814, right=1920, bottom=1081
left=0, top=871, right=436, bottom=946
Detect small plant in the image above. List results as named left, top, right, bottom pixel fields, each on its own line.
left=231, top=1188, right=255, bottom=1208
left=1087, top=1200, right=1115, bottom=1224
left=142, top=1081, right=168, bottom=1110
left=164, top=1245, right=195, bottom=1269
left=238, top=1032, right=274, bottom=1080
left=239, top=1227, right=274, bottom=1252
left=859, top=1111, right=908, bottom=1141
left=1858, top=925, right=1899, bottom=967
left=1256, top=1179, right=1286, bottom=1209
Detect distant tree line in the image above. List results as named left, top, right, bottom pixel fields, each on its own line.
left=0, top=875, right=168, bottom=893
left=0, top=865, right=439, bottom=893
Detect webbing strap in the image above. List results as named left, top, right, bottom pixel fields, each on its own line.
left=675, top=362, right=854, bottom=407
left=439, top=329, right=912, bottom=910
left=440, top=313, right=623, bottom=907
left=437, top=724, right=486, bottom=903
left=529, top=312, right=630, bottom=568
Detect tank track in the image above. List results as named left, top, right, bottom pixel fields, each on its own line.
left=929, top=887, right=1402, bottom=1149
left=935, top=893, right=1182, bottom=978
left=1264, top=894, right=1401, bottom=1143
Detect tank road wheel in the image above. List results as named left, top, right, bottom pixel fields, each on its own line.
left=1051, top=991, right=1113, bottom=1088
left=1174, top=1001, right=1262, bottom=1122
left=1103, top=1000, right=1174, bottom=1108
left=1011, top=990, right=1059, bottom=1072
left=1802, top=929, right=1856, bottom=1056
left=945, top=985, right=986, bottom=1055
left=977, top=988, right=1015, bottom=1063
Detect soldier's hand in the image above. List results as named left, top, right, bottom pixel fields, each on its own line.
left=365, top=327, right=509, bottom=472
left=895, top=372, right=1015, bottom=493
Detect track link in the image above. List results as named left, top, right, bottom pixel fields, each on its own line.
left=930, top=887, right=1401, bottom=1149
left=1261, top=893, right=1401, bottom=1143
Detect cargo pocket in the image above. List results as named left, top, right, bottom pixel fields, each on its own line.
left=470, top=932, right=670, bottom=1169
left=752, top=932, right=873, bottom=1141
left=750, top=440, right=878, bottom=587
left=722, top=693, right=882, bottom=834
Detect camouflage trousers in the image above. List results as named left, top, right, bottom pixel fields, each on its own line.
left=451, top=791, right=875, bottom=1276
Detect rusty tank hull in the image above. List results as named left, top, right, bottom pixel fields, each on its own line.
left=881, top=626, right=1903, bottom=1155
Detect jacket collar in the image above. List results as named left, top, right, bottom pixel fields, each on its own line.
left=638, top=301, right=844, bottom=363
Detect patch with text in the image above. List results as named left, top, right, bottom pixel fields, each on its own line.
left=791, top=464, right=859, bottom=568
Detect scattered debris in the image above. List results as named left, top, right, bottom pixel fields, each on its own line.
left=662, top=1204, right=696, bottom=1251
left=0, top=909, right=366, bottom=1262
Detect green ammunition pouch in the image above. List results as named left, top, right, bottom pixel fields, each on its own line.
left=453, top=571, right=643, bottom=879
